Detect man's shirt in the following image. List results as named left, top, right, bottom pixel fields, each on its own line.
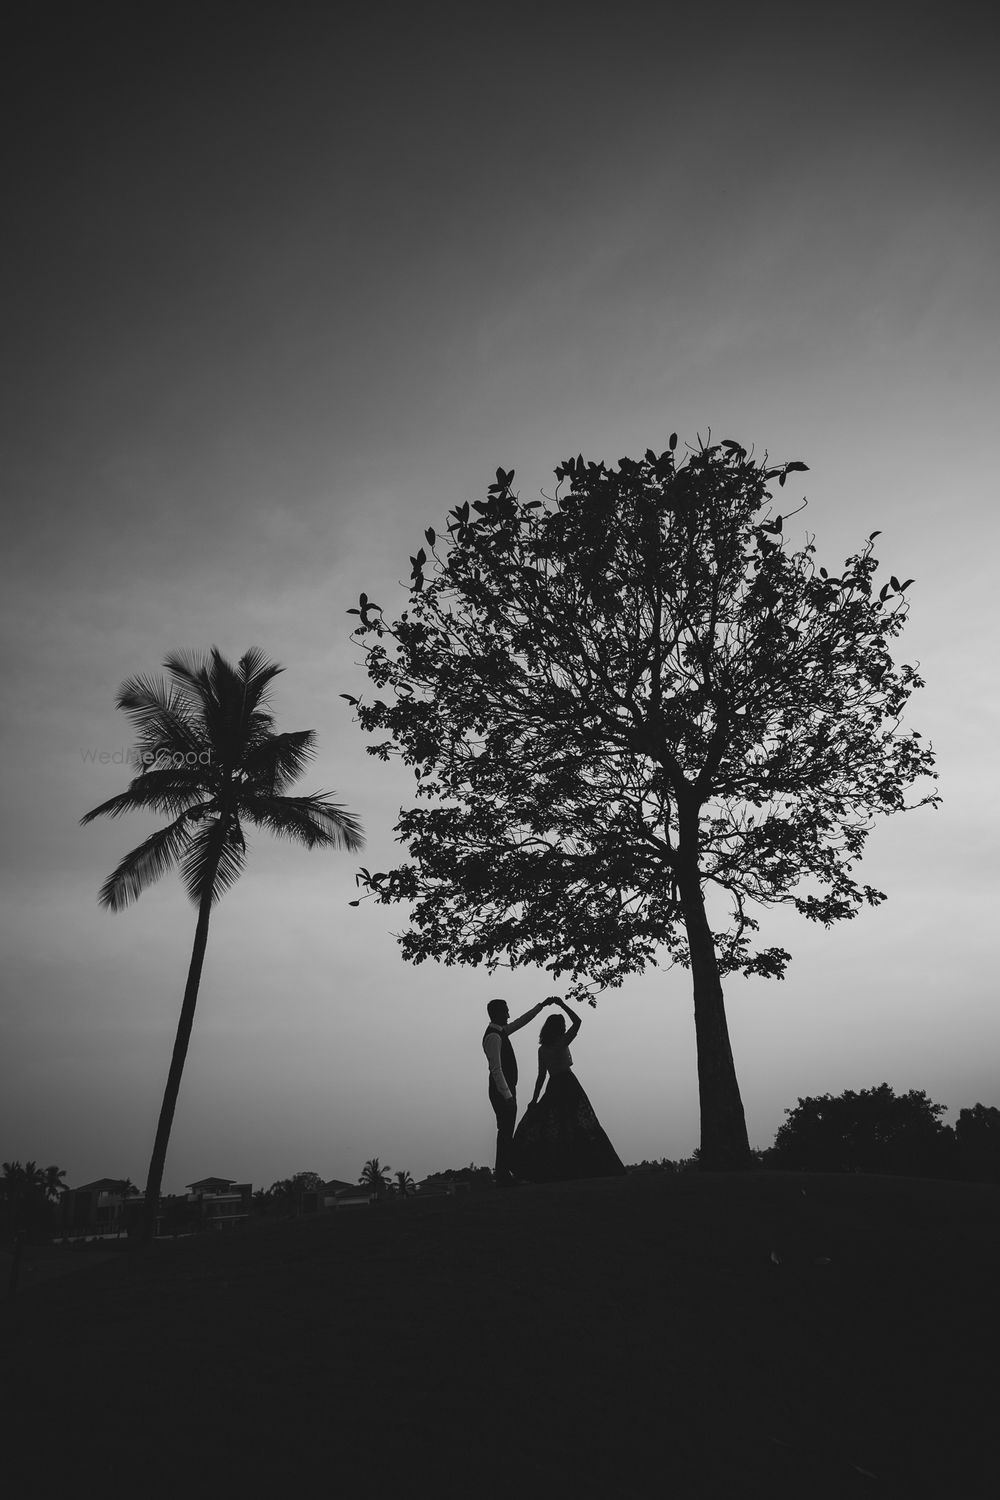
left=483, top=1025, right=514, bottom=1100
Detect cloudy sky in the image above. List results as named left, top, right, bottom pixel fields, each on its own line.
left=3, top=1, right=997, bottom=1194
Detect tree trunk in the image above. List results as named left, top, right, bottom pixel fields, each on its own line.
left=677, top=853, right=753, bottom=1171
left=137, top=876, right=217, bottom=1245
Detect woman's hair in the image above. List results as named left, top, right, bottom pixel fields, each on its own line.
left=539, top=1014, right=566, bottom=1047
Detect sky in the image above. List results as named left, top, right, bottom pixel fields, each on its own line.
left=2, top=0, right=998, bottom=1194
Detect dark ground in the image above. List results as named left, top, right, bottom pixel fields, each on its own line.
left=2, top=1171, right=997, bottom=1499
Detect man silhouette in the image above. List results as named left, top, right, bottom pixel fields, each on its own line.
left=483, top=996, right=557, bottom=1185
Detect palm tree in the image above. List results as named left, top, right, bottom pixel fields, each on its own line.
left=81, top=647, right=364, bottom=1244
left=1, top=1162, right=34, bottom=1229
left=113, top=1178, right=138, bottom=1234
left=393, top=1169, right=415, bottom=1197
left=1, top=1161, right=65, bottom=1238
left=1, top=1162, right=65, bottom=1204
left=359, top=1158, right=393, bottom=1197
left=41, top=1165, right=67, bottom=1203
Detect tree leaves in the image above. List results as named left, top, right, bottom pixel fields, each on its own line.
left=83, top=650, right=364, bottom=909
left=348, top=441, right=938, bottom=996
left=348, top=592, right=383, bottom=626
left=770, top=1083, right=953, bottom=1175
left=777, top=460, right=808, bottom=488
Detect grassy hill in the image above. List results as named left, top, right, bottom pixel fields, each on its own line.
left=2, top=1170, right=997, bottom=1498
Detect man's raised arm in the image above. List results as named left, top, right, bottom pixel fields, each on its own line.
left=505, top=996, right=560, bottom=1035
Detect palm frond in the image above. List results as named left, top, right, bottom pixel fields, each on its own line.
left=237, top=647, right=284, bottom=708
left=179, top=817, right=248, bottom=905
left=115, top=674, right=203, bottom=755
left=164, top=649, right=224, bottom=745
left=167, top=648, right=284, bottom=771
left=240, top=792, right=365, bottom=851
left=241, top=731, right=317, bottom=794
left=223, top=647, right=283, bottom=755
left=162, top=650, right=213, bottom=697
left=86, top=646, right=361, bottom=915
left=164, top=650, right=238, bottom=770
left=96, top=814, right=194, bottom=911
left=120, top=761, right=214, bottom=796
left=116, top=672, right=187, bottom=723
left=207, top=648, right=246, bottom=705
left=80, top=770, right=213, bottom=826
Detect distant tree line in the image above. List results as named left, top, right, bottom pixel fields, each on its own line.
left=761, top=1086, right=1000, bottom=1182
left=0, top=1161, right=66, bottom=1238
left=252, top=1161, right=420, bottom=1216
left=624, top=1091, right=1000, bottom=1183
left=253, top=1171, right=327, bottom=1216
left=7, top=1091, right=998, bottom=1247
left=419, top=1163, right=493, bottom=1192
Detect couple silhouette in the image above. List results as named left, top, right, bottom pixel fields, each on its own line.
left=482, top=996, right=626, bottom=1185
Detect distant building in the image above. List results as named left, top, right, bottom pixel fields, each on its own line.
left=185, top=1178, right=252, bottom=1230
left=186, top=1177, right=238, bottom=1194
left=319, top=1179, right=357, bottom=1209
left=61, top=1179, right=133, bottom=1236
left=416, top=1176, right=458, bottom=1197
left=58, top=1175, right=251, bottom=1238
left=330, top=1184, right=376, bottom=1209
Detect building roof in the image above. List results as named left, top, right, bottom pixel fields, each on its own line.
left=186, top=1177, right=237, bottom=1191
left=322, top=1179, right=355, bottom=1193
left=70, top=1179, right=129, bottom=1193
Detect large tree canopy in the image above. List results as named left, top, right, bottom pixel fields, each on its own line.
left=348, top=439, right=938, bottom=1168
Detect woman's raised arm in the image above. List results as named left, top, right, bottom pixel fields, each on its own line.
left=557, top=999, right=582, bottom=1044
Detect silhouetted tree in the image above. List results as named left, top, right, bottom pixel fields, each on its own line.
left=112, top=1178, right=140, bottom=1232
left=769, top=1083, right=955, bottom=1177
left=419, top=1163, right=493, bottom=1192
left=42, top=1165, right=67, bottom=1203
left=82, top=647, right=364, bottom=1243
left=955, top=1104, right=1000, bottom=1183
left=260, top=1172, right=325, bottom=1215
left=1, top=1161, right=65, bottom=1238
left=393, top=1169, right=415, bottom=1196
left=290, top=1171, right=325, bottom=1194
left=358, top=1158, right=393, bottom=1196
left=348, top=441, right=938, bottom=1169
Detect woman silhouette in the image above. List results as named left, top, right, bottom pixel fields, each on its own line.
left=512, top=998, right=626, bottom=1181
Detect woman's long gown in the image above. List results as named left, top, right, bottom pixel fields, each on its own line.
left=512, top=1045, right=626, bottom=1182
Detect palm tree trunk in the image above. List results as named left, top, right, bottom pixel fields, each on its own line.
left=138, top=871, right=218, bottom=1245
